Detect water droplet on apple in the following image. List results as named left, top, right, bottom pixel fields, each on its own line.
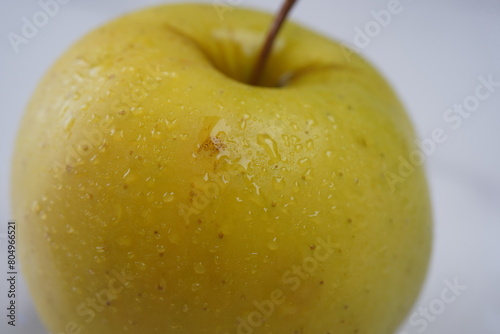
left=156, top=245, right=165, bottom=253
left=306, top=119, right=316, bottom=128
left=298, top=157, right=310, bottom=165
left=63, top=116, right=75, bottom=132
left=325, top=150, right=333, bottom=158
left=96, top=246, right=106, bottom=253
left=89, top=66, right=103, bottom=77
left=163, top=192, right=174, bottom=203
left=239, top=114, right=250, bottom=130
left=183, top=304, right=189, bottom=312
left=66, top=225, right=74, bottom=234
left=210, top=118, right=231, bottom=138
left=257, top=134, right=281, bottom=163
left=146, top=191, right=155, bottom=203
left=191, top=283, right=201, bottom=292
left=79, top=102, right=90, bottom=111
left=273, top=176, right=285, bottom=190
left=70, top=91, right=81, bottom=101
left=237, top=156, right=251, bottom=169
left=158, top=278, right=166, bottom=292
left=306, top=139, right=315, bottom=151
left=135, top=262, right=147, bottom=271
left=127, top=251, right=135, bottom=259
left=267, top=238, right=279, bottom=250
left=165, top=118, right=177, bottom=130
left=32, top=201, right=41, bottom=214
left=252, top=182, right=261, bottom=195
left=194, top=262, right=206, bottom=274
left=309, top=211, right=320, bottom=217
left=71, top=286, right=82, bottom=295
left=94, top=255, right=106, bottom=263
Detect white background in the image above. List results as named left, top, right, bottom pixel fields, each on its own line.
left=1, top=0, right=499, bottom=333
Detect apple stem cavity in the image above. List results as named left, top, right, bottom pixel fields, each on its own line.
left=249, top=0, right=299, bottom=86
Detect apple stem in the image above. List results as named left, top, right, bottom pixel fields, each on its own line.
left=249, top=0, right=299, bottom=86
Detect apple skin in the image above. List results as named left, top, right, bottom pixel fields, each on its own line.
left=11, top=3, right=431, bottom=334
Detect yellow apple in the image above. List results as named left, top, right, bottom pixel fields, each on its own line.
left=11, top=3, right=431, bottom=334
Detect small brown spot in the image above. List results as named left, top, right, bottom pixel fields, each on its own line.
left=159, top=252, right=164, bottom=257
left=106, top=301, right=111, bottom=306
left=271, top=201, right=277, bottom=207
left=221, top=280, right=226, bottom=285
left=123, top=184, right=128, bottom=189
left=108, top=74, right=116, bottom=79
left=218, top=232, right=224, bottom=239
left=302, top=175, right=306, bottom=180
left=198, top=136, right=226, bottom=157
left=319, top=280, right=324, bottom=285
left=82, top=145, right=89, bottom=151
left=310, top=245, right=316, bottom=250
left=158, top=285, right=164, bottom=291
left=129, top=150, right=134, bottom=155
left=347, top=218, right=352, bottom=223
left=344, top=304, right=349, bottom=309
left=66, top=165, right=72, bottom=172
left=137, top=292, right=142, bottom=297
left=197, top=219, right=202, bottom=224
left=119, top=110, right=126, bottom=115
left=154, top=231, right=159, bottom=235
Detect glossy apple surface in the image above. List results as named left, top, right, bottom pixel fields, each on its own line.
left=11, top=3, right=431, bottom=333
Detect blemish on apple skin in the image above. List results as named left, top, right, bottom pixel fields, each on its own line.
left=198, top=136, right=226, bottom=156
left=218, top=232, right=224, bottom=239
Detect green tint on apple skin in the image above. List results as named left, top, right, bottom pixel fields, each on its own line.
left=12, top=3, right=431, bottom=334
